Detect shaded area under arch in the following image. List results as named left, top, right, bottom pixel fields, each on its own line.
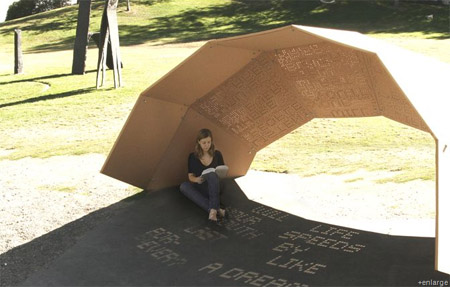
left=4, top=179, right=448, bottom=286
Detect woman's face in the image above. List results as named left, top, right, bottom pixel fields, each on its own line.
left=198, top=136, right=212, bottom=153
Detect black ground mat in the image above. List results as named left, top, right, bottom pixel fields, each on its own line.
left=19, top=179, right=449, bottom=286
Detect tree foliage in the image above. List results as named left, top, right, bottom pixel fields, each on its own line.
left=6, top=0, right=72, bottom=21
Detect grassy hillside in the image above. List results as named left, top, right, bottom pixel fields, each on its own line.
left=0, top=0, right=448, bottom=183
left=0, top=0, right=448, bottom=53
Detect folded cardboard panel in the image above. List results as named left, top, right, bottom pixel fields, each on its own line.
left=101, top=96, right=187, bottom=189
left=141, top=43, right=258, bottom=106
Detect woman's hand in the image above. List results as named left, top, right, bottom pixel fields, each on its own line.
left=188, top=173, right=204, bottom=184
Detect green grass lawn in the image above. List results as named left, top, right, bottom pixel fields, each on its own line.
left=0, top=0, right=448, bottom=52
left=0, top=0, right=448, bottom=183
left=251, top=117, right=435, bottom=183
left=0, top=45, right=198, bottom=159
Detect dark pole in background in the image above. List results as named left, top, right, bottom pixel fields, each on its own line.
left=14, top=28, right=23, bottom=74
left=72, top=0, right=92, bottom=75
left=96, top=0, right=122, bottom=89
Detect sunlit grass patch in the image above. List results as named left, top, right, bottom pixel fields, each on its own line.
left=250, top=117, right=435, bottom=184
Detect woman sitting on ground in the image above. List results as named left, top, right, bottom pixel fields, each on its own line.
left=180, top=128, right=226, bottom=221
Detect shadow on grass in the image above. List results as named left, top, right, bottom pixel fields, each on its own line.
left=126, top=0, right=449, bottom=46
left=0, top=73, right=72, bottom=86
left=0, top=87, right=97, bottom=109
left=0, top=70, right=97, bottom=86
left=2, top=0, right=447, bottom=54
left=68, top=0, right=450, bottom=47
left=0, top=2, right=104, bottom=53
left=0, top=1, right=103, bottom=36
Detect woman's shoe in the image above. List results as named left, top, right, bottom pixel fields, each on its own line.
left=218, top=208, right=226, bottom=218
left=208, top=209, right=218, bottom=221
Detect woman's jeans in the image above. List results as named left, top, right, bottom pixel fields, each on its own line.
left=180, top=172, right=220, bottom=212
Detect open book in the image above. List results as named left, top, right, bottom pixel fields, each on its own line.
left=201, top=165, right=229, bottom=179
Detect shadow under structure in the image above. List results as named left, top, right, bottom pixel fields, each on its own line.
left=100, top=25, right=450, bottom=275
left=16, top=179, right=449, bottom=286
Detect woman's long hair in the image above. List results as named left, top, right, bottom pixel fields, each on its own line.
left=194, top=128, right=215, bottom=159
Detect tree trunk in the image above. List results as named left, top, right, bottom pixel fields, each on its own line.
left=127, top=0, right=131, bottom=12
left=72, top=0, right=92, bottom=75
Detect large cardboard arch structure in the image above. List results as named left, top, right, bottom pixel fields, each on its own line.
left=101, top=25, right=450, bottom=274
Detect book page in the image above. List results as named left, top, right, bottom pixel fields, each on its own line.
left=201, top=167, right=216, bottom=177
